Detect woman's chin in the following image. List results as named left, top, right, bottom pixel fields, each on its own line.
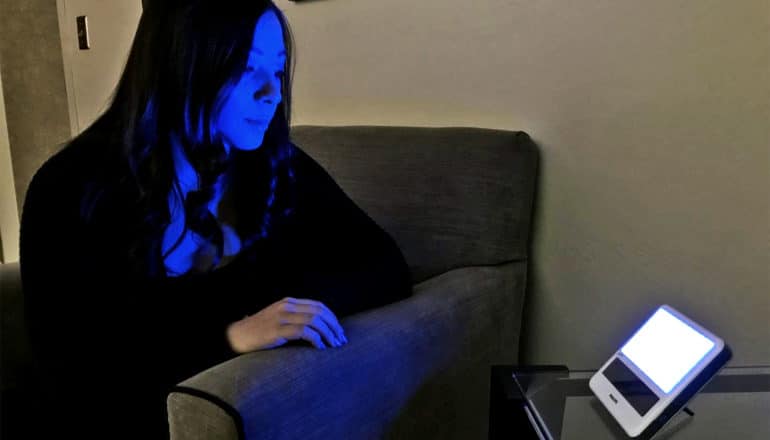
left=221, top=131, right=266, bottom=155
left=232, top=143, right=263, bottom=152
left=229, top=136, right=265, bottom=152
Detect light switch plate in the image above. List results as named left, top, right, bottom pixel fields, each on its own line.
left=76, top=16, right=90, bottom=50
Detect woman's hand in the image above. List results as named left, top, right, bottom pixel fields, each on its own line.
left=226, top=297, right=348, bottom=353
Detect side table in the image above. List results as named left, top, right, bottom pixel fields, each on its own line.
left=489, top=365, right=770, bottom=439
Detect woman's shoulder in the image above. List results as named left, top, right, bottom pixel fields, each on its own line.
left=26, top=129, right=120, bottom=213
left=287, top=141, right=334, bottom=185
left=287, top=141, right=310, bottom=168
left=288, top=140, right=355, bottom=204
left=33, top=127, right=117, bottom=184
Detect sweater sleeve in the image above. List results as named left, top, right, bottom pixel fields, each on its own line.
left=19, top=151, right=240, bottom=438
left=280, top=145, right=413, bottom=319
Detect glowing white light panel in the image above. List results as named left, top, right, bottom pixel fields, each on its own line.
left=621, top=308, right=715, bottom=393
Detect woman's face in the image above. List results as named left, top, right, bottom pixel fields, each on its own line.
left=216, top=9, right=286, bottom=153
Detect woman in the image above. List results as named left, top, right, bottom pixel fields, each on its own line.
left=19, top=1, right=412, bottom=437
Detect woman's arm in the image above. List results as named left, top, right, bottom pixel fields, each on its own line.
left=19, top=150, right=241, bottom=437
left=281, top=145, right=413, bottom=319
left=20, top=153, right=164, bottom=436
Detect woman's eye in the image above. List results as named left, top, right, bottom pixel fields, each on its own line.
left=244, top=66, right=282, bottom=79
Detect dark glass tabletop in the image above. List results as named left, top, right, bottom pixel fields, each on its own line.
left=490, top=365, right=770, bottom=440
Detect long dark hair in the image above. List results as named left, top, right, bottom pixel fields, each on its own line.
left=77, top=0, right=297, bottom=277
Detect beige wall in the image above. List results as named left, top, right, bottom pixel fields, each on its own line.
left=0, top=0, right=72, bottom=214
left=0, top=64, right=20, bottom=263
left=277, top=0, right=769, bottom=368
left=57, top=0, right=143, bottom=135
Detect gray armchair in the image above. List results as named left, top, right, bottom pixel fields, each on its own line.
left=166, top=125, right=539, bottom=439
left=1, top=125, right=538, bottom=439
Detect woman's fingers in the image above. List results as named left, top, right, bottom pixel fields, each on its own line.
left=281, top=324, right=326, bottom=349
left=288, top=298, right=347, bottom=342
left=282, top=311, right=341, bottom=348
left=229, top=297, right=347, bottom=354
left=284, top=297, right=346, bottom=343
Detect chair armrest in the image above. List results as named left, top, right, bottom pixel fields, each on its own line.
left=167, top=261, right=527, bottom=440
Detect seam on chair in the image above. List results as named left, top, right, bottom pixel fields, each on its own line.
left=426, top=258, right=527, bottom=277
left=463, top=258, right=527, bottom=270
left=413, top=259, right=528, bottom=288
left=169, top=385, right=245, bottom=440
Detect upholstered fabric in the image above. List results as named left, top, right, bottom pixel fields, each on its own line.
left=1, top=262, right=35, bottom=438
left=290, top=126, right=538, bottom=284
left=168, top=262, right=526, bottom=439
left=1, top=262, right=26, bottom=392
left=168, top=391, right=241, bottom=440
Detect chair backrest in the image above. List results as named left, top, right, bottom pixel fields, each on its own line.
left=1, top=261, right=32, bottom=393
left=290, top=126, right=539, bottom=284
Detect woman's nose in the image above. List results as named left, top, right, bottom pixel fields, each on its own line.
left=253, top=72, right=281, bottom=104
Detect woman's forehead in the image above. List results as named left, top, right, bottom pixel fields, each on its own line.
left=251, top=10, right=286, bottom=58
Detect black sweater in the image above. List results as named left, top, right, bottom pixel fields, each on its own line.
left=19, top=135, right=412, bottom=438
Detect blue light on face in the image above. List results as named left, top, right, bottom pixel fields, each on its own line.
left=621, top=308, right=715, bottom=393
left=215, top=9, right=286, bottom=153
